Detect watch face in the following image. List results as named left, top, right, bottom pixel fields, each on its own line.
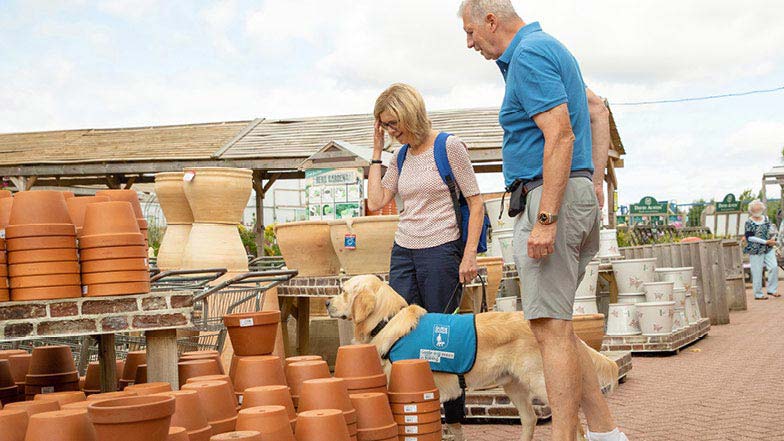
left=538, top=213, right=547, bottom=223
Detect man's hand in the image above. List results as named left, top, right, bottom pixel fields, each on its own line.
left=528, top=222, right=557, bottom=259
left=594, top=184, right=605, bottom=209
left=459, top=253, right=479, bottom=283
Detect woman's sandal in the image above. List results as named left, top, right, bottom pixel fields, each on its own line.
left=768, top=293, right=781, bottom=298
left=755, top=296, right=769, bottom=300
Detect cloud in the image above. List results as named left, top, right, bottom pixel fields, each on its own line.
left=199, top=0, right=239, bottom=55
left=97, top=0, right=162, bottom=19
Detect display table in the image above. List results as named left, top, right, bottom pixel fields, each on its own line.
left=0, top=291, right=194, bottom=391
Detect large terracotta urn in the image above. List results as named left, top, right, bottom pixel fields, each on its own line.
left=182, top=167, right=252, bottom=225
left=328, top=216, right=398, bottom=275
left=155, top=173, right=194, bottom=271
left=181, top=224, right=248, bottom=272
left=572, top=313, right=605, bottom=351
left=275, top=221, right=340, bottom=277
left=156, top=224, right=191, bottom=271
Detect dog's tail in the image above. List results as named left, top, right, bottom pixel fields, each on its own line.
left=584, top=343, right=620, bottom=394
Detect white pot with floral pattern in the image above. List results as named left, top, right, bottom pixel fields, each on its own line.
left=573, top=297, right=599, bottom=315
left=654, top=267, right=694, bottom=291
left=575, top=261, right=600, bottom=298
left=606, top=303, right=641, bottom=336
left=612, top=258, right=657, bottom=294
left=598, top=229, right=621, bottom=259
left=636, top=301, right=675, bottom=336
left=643, top=281, right=674, bottom=303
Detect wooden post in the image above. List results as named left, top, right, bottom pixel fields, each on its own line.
left=77, top=336, right=93, bottom=375
left=97, top=334, right=117, bottom=393
left=607, top=178, right=616, bottom=229
left=296, top=297, right=310, bottom=355
left=146, top=329, right=179, bottom=389
left=252, top=170, right=266, bottom=257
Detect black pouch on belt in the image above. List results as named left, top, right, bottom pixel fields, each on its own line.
left=502, top=179, right=526, bottom=218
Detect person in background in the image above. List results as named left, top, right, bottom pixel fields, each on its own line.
left=366, top=83, right=485, bottom=440
left=744, top=199, right=779, bottom=299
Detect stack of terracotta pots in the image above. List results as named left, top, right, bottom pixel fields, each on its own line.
left=284, top=360, right=330, bottom=409
left=0, top=359, right=19, bottom=404
left=6, top=351, right=31, bottom=402
left=241, top=385, right=297, bottom=430
left=82, top=360, right=125, bottom=395
left=178, top=359, right=223, bottom=388
left=223, top=310, right=280, bottom=358
left=0, top=406, right=28, bottom=440
left=350, top=393, right=398, bottom=441
left=154, top=173, right=193, bottom=270
left=236, top=405, right=295, bottom=440
left=88, top=394, right=175, bottom=441
left=180, top=350, right=225, bottom=374
left=5, top=191, right=81, bottom=301
left=232, top=356, right=286, bottom=400
left=95, top=189, right=149, bottom=250
left=298, top=377, right=358, bottom=440
left=65, top=195, right=110, bottom=237
left=387, top=360, right=442, bottom=441
left=79, top=201, right=150, bottom=297
left=334, top=344, right=387, bottom=395
left=182, top=380, right=238, bottom=435
left=120, top=351, right=147, bottom=390
left=181, top=167, right=252, bottom=274
left=154, top=389, right=213, bottom=441
left=25, top=345, right=79, bottom=399
left=296, top=409, right=352, bottom=441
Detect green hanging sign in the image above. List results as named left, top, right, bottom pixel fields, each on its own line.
left=630, top=196, right=668, bottom=215
left=716, top=193, right=741, bottom=213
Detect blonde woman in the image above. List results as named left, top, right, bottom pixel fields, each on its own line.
left=366, top=83, right=485, bottom=432
left=744, top=200, right=779, bottom=299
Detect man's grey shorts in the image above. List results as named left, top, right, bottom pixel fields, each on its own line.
left=512, top=177, right=600, bottom=320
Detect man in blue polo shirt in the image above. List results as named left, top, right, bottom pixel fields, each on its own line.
left=459, top=1, right=626, bottom=441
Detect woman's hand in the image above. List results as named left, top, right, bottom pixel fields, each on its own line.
left=373, top=119, right=385, bottom=153
left=767, top=239, right=776, bottom=246
left=459, top=253, right=478, bottom=283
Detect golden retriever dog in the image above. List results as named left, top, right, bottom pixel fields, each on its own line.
left=326, top=274, right=619, bottom=441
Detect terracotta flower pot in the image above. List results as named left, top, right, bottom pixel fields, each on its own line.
left=349, top=393, right=396, bottom=437
left=223, top=311, right=280, bottom=357
left=27, top=346, right=76, bottom=377
left=7, top=354, right=31, bottom=390
left=5, top=236, right=77, bottom=252
left=81, top=258, right=148, bottom=274
left=328, top=216, right=398, bottom=275
left=396, top=420, right=441, bottom=437
left=181, top=168, right=252, bottom=224
left=0, top=407, right=28, bottom=441
left=4, top=400, right=59, bottom=416
left=7, top=191, right=70, bottom=226
left=79, top=233, right=146, bottom=249
left=81, top=202, right=141, bottom=238
left=179, top=351, right=225, bottom=375
left=87, top=395, right=175, bottom=441
left=284, top=361, right=330, bottom=400
left=61, top=192, right=75, bottom=199
left=334, top=345, right=384, bottom=386
left=388, top=360, right=435, bottom=396
left=284, top=355, right=322, bottom=367
left=10, top=273, right=81, bottom=289
left=153, top=390, right=212, bottom=441
left=241, top=385, right=296, bottom=422
left=81, top=270, right=149, bottom=285
left=345, top=385, right=388, bottom=395
left=295, top=409, right=351, bottom=441
left=156, top=224, right=191, bottom=270
left=0, top=198, right=12, bottom=229
left=154, top=173, right=194, bottom=225
left=573, top=313, right=606, bottom=351
left=178, top=360, right=222, bottom=388
left=391, top=410, right=441, bottom=425
left=0, top=350, right=27, bottom=361
left=123, top=382, right=172, bottom=396
left=275, top=221, right=341, bottom=277
left=10, top=285, right=82, bottom=301
left=83, top=281, right=151, bottom=297
left=86, top=391, right=138, bottom=402
left=120, top=352, right=146, bottom=385
left=8, top=261, right=80, bottom=277
left=236, top=405, right=295, bottom=441
left=209, top=432, right=262, bottom=441
left=181, top=224, right=248, bottom=272
left=185, top=374, right=233, bottom=387
left=134, top=365, right=147, bottom=384
left=5, top=224, right=76, bottom=239
left=33, top=391, right=86, bottom=406
left=388, top=399, right=439, bottom=416
left=0, top=359, right=15, bottom=386
left=79, top=246, right=147, bottom=262
left=94, top=190, right=144, bottom=219
left=233, top=356, right=286, bottom=393
left=181, top=380, right=238, bottom=435
left=7, top=249, right=78, bottom=265
left=65, top=196, right=110, bottom=234
left=298, top=378, right=354, bottom=416
left=392, top=430, right=441, bottom=440
left=25, top=408, right=96, bottom=441
left=168, top=427, right=189, bottom=441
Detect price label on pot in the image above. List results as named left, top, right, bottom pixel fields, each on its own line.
left=82, top=286, right=88, bottom=295
left=423, top=392, right=435, bottom=400
left=239, top=318, right=255, bottom=327
left=404, top=437, right=417, bottom=441
left=405, top=427, right=419, bottom=434
left=0, top=229, right=5, bottom=239
left=403, top=404, right=418, bottom=413
left=404, top=415, right=418, bottom=423
left=183, top=170, right=195, bottom=182
left=41, top=386, right=55, bottom=393
left=344, top=233, right=356, bottom=250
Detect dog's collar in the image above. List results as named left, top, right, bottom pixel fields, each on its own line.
left=369, top=318, right=391, bottom=338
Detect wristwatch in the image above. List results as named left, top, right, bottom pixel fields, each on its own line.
left=537, top=212, right=558, bottom=225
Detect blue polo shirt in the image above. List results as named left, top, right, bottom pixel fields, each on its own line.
left=496, top=22, right=593, bottom=187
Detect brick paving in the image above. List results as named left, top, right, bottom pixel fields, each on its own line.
left=465, top=285, right=784, bottom=440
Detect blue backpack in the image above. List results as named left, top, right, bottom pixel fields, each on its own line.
left=397, top=132, right=492, bottom=253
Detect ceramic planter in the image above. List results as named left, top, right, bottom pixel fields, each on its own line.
left=178, top=360, right=222, bottom=388
left=284, top=361, right=331, bottom=401
left=605, top=303, right=641, bottom=336
left=210, top=432, right=262, bottom=440
left=33, top=391, right=86, bottom=406
left=87, top=395, right=175, bottom=441
left=655, top=267, right=694, bottom=291
left=236, top=405, right=295, bottom=441
left=233, top=356, right=286, bottom=393
left=181, top=223, right=248, bottom=272
left=82, top=281, right=151, bottom=297
left=611, top=258, right=656, bottom=294
left=672, top=309, right=687, bottom=331
left=597, top=229, right=621, bottom=259
left=167, top=427, right=189, bottom=441
left=7, top=248, right=78, bottom=265
left=636, top=302, right=675, bottom=336
left=671, top=287, right=688, bottom=311
left=492, top=228, right=514, bottom=264
left=80, top=258, right=148, bottom=274
left=476, top=256, right=503, bottom=310
left=328, top=216, right=398, bottom=275
left=4, top=400, right=60, bottom=416
left=181, top=380, right=238, bottom=435
left=642, top=281, right=674, bottom=303
left=617, top=293, right=647, bottom=304
left=295, top=409, right=351, bottom=441
left=573, top=313, right=606, bottom=351
left=223, top=311, right=280, bottom=356
left=181, top=168, right=252, bottom=224
left=575, top=261, right=600, bottom=298
left=484, top=198, right=514, bottom=231
left=274, top=221, right=339, bottom=277
left=7, top=191, right=71, bottom=226
left=0, top=408, right=28, bottom=441
left=123, top=382, right=171, bottom=396
left=25, top=408, right=96, bottom=441
left=153, top=390, right=212, bottom=441
left=79, top=246, right=147, bottom=262
left=94, top=190, right=144, bottom=219
left=688, top=296, right=702, bottom=323
left=572, top=297, right=598, bottom=315
left=241, top=385, right=296, bottom=424
left=156, top=224, right=191, bottom=270
left=154, top=173, right=194, bottom=224
left=65, top=196, right=110, bottom=235
left=349, top=393, right=397, bottom=441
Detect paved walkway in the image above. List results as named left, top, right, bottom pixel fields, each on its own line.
left=465, top=285, right=784, bottom=440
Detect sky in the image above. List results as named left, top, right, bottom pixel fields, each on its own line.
left=1, top=0, right=783, bottom=207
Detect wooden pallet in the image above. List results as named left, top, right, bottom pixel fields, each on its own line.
left=600, top=318, right=710, bottom=354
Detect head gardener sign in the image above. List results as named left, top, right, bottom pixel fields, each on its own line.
left=630, top=196, right=668, bottom=215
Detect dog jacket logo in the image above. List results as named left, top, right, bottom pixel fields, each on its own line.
left=388, top=313, right=477, bottom=374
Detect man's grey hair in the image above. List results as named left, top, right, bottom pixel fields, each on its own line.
left=748, top=199, right=766, bottom=215
left=458, top=0, right=519, bottom=23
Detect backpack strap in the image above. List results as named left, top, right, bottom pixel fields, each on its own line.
left=433, top=132, right=464, bottom=228
left=396, top=144, right=410, bottom=174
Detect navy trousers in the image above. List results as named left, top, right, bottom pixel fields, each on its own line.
left=389, top=239, right=466, bottom=424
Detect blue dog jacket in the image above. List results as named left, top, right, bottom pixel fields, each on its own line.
left=388, top=313, right=478, bottom=374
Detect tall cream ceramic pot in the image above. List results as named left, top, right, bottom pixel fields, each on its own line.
left=154, top=173, right=193, bottom=224
left=329, top=215, right=398, bottom=275
left=181, top=224, right=248, bottom=272
left=156, top=224, right=192, bottom=270
left=182, top=167, right=252, bottom=224
left=275, top=221, right=340, bottom=277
